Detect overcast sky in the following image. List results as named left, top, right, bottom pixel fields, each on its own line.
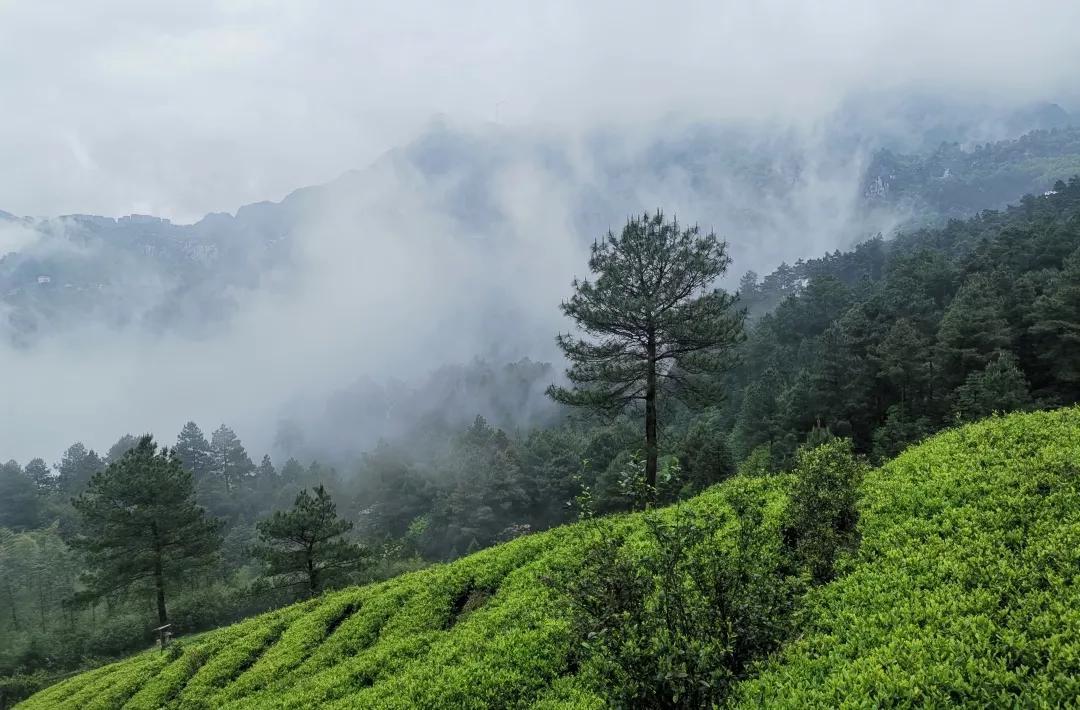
left=2, top=0, right=1080, bottom=222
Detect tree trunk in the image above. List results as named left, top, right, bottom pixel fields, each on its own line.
left=644, top=335, right=658, bottom=499
left=150, top=523, right=168, bottom=627
left=307, top=543, right=318, bottom=598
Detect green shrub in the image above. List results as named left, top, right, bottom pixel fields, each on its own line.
left=544, top=475, right=797, bottom=709
left=784, top=438, right=867, bottom=583
left=0, top=670, right=49, bottom=709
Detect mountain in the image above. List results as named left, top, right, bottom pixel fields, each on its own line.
left=863, top=125, right=1080, bottom=220
left=1, top=103, right=1075, bottom=348
left=20, top=407, right=1080, bottom=708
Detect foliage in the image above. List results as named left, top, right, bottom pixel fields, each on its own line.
left=70, top=436, right=222, bottom=625
left=730, top=407, right=1080, bottom=707
left=952, top=351, right=1033, bottom=420
left=549, top=211, right=744, bottom=492
left=783, top=439, right=867, bottom=583
left=729, top=176, right=1080, bottom=465
left=253, top=486, right=370, bottom=598
left=22, top=408, right=1080, bottom=709
left=550, top=491, right=797, bottom=709
left=20, top=464, right=793, bottom=709
left=8, top=178, right=1080, bottom=700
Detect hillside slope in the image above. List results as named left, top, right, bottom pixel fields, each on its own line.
left=21, top=408, right=1080, bottom=708
left=732, top=407, right=1080, bottom=707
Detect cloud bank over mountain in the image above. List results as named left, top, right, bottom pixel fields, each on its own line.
left=1, top=1, right=1079, bottom=462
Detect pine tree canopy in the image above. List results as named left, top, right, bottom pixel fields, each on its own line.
left=70, top=436, right=221, bottom=625
left=548, top=211, right=744, bottom=490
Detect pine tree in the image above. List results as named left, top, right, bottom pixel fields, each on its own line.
left=175, top=422, right=213, bottom=483
left=56, top=443, right=104, bottom=496
left=679, top=408, right=734, bottom=491
left=255, top=454, right=276, bottom=481
left=936, top=273, right=1011, bottom=390
left=23, top=458, right=54, bottom=493
left=210, top=425, right=254, bottom=494
left=251, top=454, right=278, bottom=504
left=953, top=352, right=1033, bottom=421
left=0, top=461, right=40, bottom=530
left=873, top=318, right=932, bottom=407
left=548, top=211, right=744, bottom=494
left=70, top=436, right=221, bottom=626
left=1029, top=248, right=1080, bottom=398
left=253, top=486, right=368, bottom=598
left=105, top=434, right=138, bottom=464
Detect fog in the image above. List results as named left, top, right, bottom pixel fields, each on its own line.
left=1, top=1, right=1079, bottom=462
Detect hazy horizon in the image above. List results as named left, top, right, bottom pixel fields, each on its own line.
left=3, top=0, right=1080, bottom=462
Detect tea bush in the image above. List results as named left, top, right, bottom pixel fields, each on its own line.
left=19, top=408, right=1080, bottom=709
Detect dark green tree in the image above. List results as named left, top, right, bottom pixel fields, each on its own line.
left=71, top=436, right=221, bottom=626
left=253, top=485, right=368, bottom=598
left=731, top=375, right=783, bottom=461
left=871, top=404, right=931, bottom=462
left=0, top=461, right=40, bottom=531
left=174, top=422, right=213, bottom=483
left=873, top=318, right=931, bottom=407
left=56, top=443, right=104, bottom=496
left=548, top=212, right=744, bottom=493
left=1029, top=248, right=1080, bottom=398
left=23, top=458, right=54, bottom=493
left=953, top=352, right=1033, bottom=421
left=354, top=447, right=434, bottom=542
left=679, top=408, right=734, bottom=491
left=210, top=424, right=254, bottom=494
left=105, top=434, right=138, bottom=464
left=936, top=273, right=1011, bottom=390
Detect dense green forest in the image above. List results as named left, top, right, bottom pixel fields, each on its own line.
left=4, top=178, right=1080, bottom=706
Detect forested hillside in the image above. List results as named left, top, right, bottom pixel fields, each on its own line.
left=863, top=125, right=1080, bottom=220
left=730, top=174, right=1080, bottom=465
left=3, top=178, right=1080, bottom=706
left=20, top=407, right=1080, bottom=708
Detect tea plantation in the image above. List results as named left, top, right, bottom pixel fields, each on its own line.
left=21, top=408, right=1080, bottom=708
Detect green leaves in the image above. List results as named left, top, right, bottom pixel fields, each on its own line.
left=24, top=408, right=1080, bottom=709
left=253, top=486, right=370, bottom=598
left=69, top=436, right=221, bottom=624
left=731, top=407, right=1080, bottom=708
left=551, top=211, right=743, bottom=409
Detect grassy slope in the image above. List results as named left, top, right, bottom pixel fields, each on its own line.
left=21, top=408, right=1080, bottom=709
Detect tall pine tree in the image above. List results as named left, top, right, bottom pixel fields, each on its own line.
left=210, top=425, right=254, bottom=494
left=548, top=212, right=744, bottom=494
left=71, top=436, right=221, bottom=626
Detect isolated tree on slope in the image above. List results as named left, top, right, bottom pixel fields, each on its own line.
left=253, top=485, right=369, bottom=598
left=548, top=211, right=744, bottom=496
left=71, top=436, right=221, bottom=626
